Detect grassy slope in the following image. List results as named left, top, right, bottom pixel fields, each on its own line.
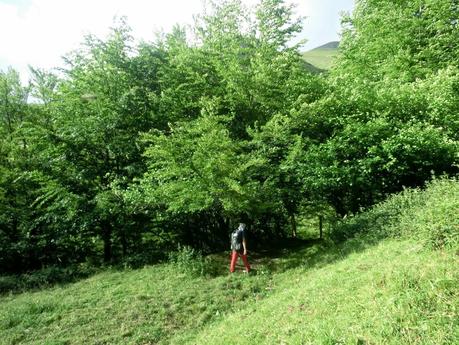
left=191, top=240, right=458, bottom=345
left=302, top=42, right=340, bottom=70
left=1, top=179, right=458, bottom=345
left=0, top=263, right=275, bottom=344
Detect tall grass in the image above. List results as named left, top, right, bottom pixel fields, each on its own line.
left=331, top=178, right=459, bottom=250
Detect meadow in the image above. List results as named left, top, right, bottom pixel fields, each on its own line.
left=1, top=179, right=457, bottom=345
left=302, top=42, right=339, bottom=70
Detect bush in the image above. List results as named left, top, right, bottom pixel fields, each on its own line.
left=119, top=251, right=165, bottom=269
left=168, top=245, right=219, bottom=278
left=330, top=186, right=424, bottom=242
left=331, top=178, right=459, bottom=250
left=394, top=178, right=459, bottom=249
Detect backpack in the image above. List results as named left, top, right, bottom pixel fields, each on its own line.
left=231, top=229, right=243, bottom=251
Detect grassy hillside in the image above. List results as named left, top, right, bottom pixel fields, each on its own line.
left=192, top=240, right=458, bottom=345
left=302, top=41, right=340, bottom=71
left=1, top=179, right=458, bottom=344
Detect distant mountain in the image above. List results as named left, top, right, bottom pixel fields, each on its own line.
left=312, top=41, right=339, bottom=50
left=302, top=41, right=340, bottom=71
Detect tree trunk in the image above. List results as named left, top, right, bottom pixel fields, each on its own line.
left=275, top=216, right=281, bottom=235
left=331, top=195, right=346, bottom=218
left=121, top=230, right=127, bottom=257
left=102, top=221, right=112, bottom=263
left=217, top=214, right=229, bottom=250
left=319, top=215, right=323, bottom=239
left=290, top=213, right=297, bottom=238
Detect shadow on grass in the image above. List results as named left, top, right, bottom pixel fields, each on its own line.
left=0, top=264, right=102, bottom=296
left=206, top=234, right=385, bottom=277
left=0, top=252, right=169, bottom=296
left=1, top=232, right=387, bottom=295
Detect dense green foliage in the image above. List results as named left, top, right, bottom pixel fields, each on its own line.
left=1, top=0, right=458, bottom=273
left=1, top=179, right=458, bottom=344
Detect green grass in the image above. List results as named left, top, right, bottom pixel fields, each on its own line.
left=302, top=44, right=339, bottom=71
left=0, top=252, right=285, bottom=345
left=191, top=240, right=458, bottom=345
left=1, top=179, right=458, bottom=344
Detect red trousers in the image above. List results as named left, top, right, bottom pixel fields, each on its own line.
left=230, top=251, right=251, bottom=273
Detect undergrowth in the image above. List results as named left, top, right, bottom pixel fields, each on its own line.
left=331, top=177, right=459, bottom=250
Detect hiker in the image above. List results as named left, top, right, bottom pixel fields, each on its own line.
left=230, top=223, right=251, bottom=273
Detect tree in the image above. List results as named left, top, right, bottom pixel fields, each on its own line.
left=337, top=0, right=459, bottom=82
left=14, top=21, right=165, bottom=264
left=0, top=68, right=36, bottom=271
left=135, top=0, right=322, bottom=246
left=289, top=0, right=459, bottom=217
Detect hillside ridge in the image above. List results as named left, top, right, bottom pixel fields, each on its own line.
left=302, top=41, right=340, bottom=70
left=310, top=40, right=339, bottom=50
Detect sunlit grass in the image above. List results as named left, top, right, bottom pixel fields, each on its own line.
left=1, top=179, right=458, bottom=344
left=302, top=48, right=339, bottom=70
left=190, top=239, right=458, bottom=345
left=0, top=263, right=278, bottom=344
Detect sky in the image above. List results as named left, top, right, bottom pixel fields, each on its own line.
left=0, top=0, right=355, bottom=82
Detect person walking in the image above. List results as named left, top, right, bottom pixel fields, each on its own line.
left=230, top=223, right=251, bottom=273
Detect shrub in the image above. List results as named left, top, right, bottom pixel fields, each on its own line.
left=330, top=186, right=425, bottom=242
left=119, top=251, right=165, bottom=269
left=331, top=178, right=459, bottom=250
left=394, top=178, right=459, bottom=249
left=168, top=245, right=209, bottom=277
